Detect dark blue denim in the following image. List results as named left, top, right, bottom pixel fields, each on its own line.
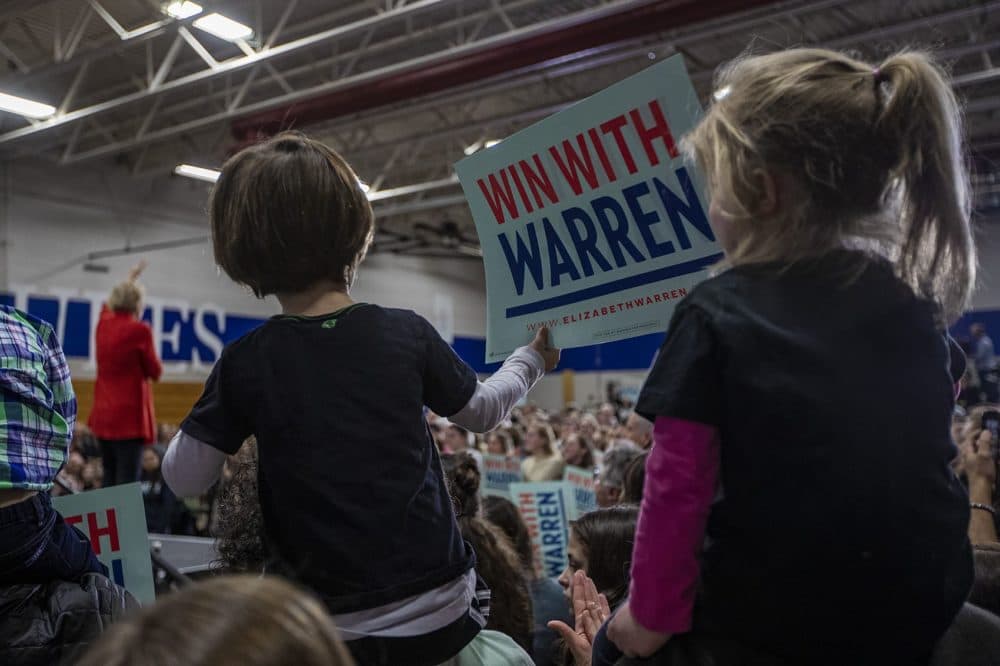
left=0, top=492, right=107, bottom=585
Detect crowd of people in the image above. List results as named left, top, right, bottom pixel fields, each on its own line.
left=3, top=43, right=1000, bottom=666
left=432, top=402, right=647, bottom=507
left=52, top=423, right=199, bottom=537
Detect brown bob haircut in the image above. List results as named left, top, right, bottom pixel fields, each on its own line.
left=209, top=131, right=374, bottom=297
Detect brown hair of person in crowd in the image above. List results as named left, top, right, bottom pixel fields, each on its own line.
left=685, top=49, right=974, bottom=322
left=442, top=452, right=534, bottom=652
left=482, top=494, right=537, bottom=578
left=78, top=575, right=355, bottom=666
left=561, top=432, right=596, bottom=469
left=570, top=505, right=639, bottom=609
left=486, top=430, right=514, bottom=456
left=527, top=422, right=557, bottom=456
left=213, top=437, right=266, bottom=572
left=209, top=131, right=374, bottom=298
left=621, top=451, right=648, bottom=505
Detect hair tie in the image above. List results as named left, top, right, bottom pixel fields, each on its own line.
left=873, top=67, right=885, bottom=84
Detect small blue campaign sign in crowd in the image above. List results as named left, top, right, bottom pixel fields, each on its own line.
left=511, top=482, right=578, bottom=578
left=482, top=454, right=524, bottom=498
left=563, top=466, right=598, bottom=519
left=456, top=55, right=720, bottom=361
left=52, top=483, right=155, bottom=604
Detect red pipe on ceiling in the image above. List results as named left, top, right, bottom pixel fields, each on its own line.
left=231, top=0, right=778, bottom=142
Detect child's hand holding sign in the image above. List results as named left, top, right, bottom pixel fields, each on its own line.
left=529, top=326, right=561, bottom=371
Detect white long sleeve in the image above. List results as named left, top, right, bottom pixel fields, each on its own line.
left=161, top=430, right=228, bottom=497
left=450, top=346, right=545, bottom=433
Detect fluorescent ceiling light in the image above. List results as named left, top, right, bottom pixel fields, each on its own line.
left=165, top=1, right=203, bottom=19
left=175, top=166, right=375, bottom=196
left=464, top=139, right=500, bottom=155
left=0, top=92, right=55, bottom=119
left=194, top=13, right=253, bottom=41
left=175, top=164, right=220, bottom=183
left=174, top=166, right=374, bottom=197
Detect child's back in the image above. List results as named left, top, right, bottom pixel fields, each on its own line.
left=163, top=132, right=559, bottom=665
left=654, top=251, right=970, bottom=659
left=606, top=48, right=978, bottom=664
left=185, top=304, right=477, bottom=610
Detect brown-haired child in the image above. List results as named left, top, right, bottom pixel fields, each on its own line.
left=163, top=132, right=559, bottom=666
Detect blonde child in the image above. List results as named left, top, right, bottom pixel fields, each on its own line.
left=606, top=49, right=976, bottom=664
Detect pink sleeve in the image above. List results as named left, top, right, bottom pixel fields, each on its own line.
left=628, top=416, right=719, bottom=634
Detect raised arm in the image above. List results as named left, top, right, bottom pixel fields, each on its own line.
left=450, top=328, right=557, bottom=432
left=423, top=319, right=559, bottom=433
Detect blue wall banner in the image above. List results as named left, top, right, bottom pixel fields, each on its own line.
left=0, top=288, right=261, bottom=371
left=455, top=55, right=720, bottom=362
left=6, top=287, right=998, bottom=374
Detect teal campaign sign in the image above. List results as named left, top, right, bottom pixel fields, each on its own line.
left=52, top=483, right=155, bottom=604
left=511, top=481, right=578, bottom=578
left=563, top=465, right=598, bottom=518
left=481, top=453, right=524, bottom=499
left=455, top=55, right=719, bottom=362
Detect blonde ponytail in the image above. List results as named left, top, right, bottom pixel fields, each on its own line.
left=876, top=52, right=975, bottom=321
left=685, top=48, right=976, bottom=323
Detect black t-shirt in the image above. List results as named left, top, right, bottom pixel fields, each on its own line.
left=636, top=251, right=972, bottom=664
left=182, top=304, right=478, bottom=612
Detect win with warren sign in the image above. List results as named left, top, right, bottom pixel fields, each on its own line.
left=455, top=55, right=720, bottom=362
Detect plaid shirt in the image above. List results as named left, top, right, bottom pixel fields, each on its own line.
left=0, top=305, right=76, bottom=490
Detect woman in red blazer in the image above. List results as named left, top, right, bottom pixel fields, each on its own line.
left=89, top=267, right=162, bottom=487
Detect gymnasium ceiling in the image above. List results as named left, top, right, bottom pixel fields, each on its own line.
left=0, top=0, right=997, bottom=255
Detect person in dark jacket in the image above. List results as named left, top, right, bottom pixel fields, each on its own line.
left=140, top=447, right=192, bottom=535
left=0, top=572, right=138, bottom=666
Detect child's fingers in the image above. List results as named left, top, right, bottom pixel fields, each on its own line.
left=974, top=430, right=993, bottom=457
left=599, top=592, right=612, bottom=617
left=532, top=326, right=550, bottom=348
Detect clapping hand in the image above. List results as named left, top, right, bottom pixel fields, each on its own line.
left=547, top=570, right=611, bottom=666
